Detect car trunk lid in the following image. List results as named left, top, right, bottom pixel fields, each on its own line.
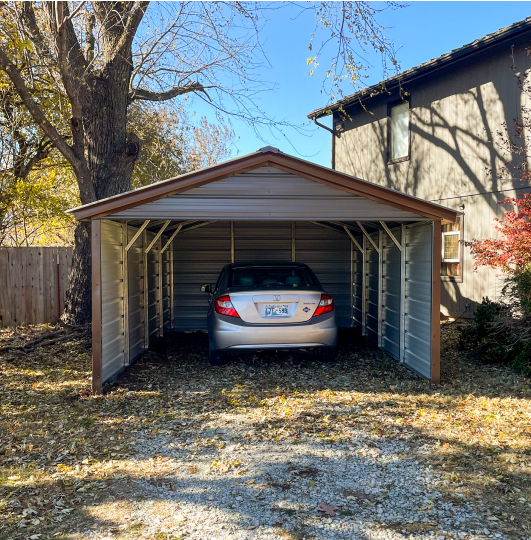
left=229, top=291, right=322, bottom=323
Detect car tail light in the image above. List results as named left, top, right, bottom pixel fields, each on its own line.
left=312, top=294, right=334, bottom=317
left=214, top=295, right=240, bottom=318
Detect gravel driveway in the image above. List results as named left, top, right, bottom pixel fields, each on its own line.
left=92, top=330, right=520, bottom=540
left=2, top=327, right=529, bottom=540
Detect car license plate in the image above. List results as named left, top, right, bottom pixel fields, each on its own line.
left=264, top=304, right=289, bottom=317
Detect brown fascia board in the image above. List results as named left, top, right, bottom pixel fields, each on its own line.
left=309, top=17, right=531, bottom=120
left=69, top=150, right=457, bottom=222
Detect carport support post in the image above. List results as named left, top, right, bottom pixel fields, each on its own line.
left=400, top=225, right=406, bottom=362
left=362, top=235, right=367, bottom=337
left=170, top=245, right=174, bottom=330
left=378, top=230, right=383, bottom=348
left=431, top=220, right=442, bottom=384
left=158, top=235, right=163, bottom=337
left=350, top=241, right=354, bottom=327
left=91, top=219, right=103, bottom=395
left=143, top=228, right=149, bottom=350
left=231, top=221, right=235, bottom=263
left=292, top=222, right=296, bottom=262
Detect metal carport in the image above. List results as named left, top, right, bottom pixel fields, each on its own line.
left=69, top=147, right=457, bottom=394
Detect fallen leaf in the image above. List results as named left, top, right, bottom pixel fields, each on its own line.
left=318, top=502, right=337, bottom=517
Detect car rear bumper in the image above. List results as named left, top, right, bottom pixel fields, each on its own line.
left=208, top=312, right=337, bottom=350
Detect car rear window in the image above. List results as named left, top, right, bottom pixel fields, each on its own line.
left=229, top=267, right=316, bottom=288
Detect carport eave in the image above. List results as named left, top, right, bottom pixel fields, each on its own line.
left=70, top=151, right=458, bottom=223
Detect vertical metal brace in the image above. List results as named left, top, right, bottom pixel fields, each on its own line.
left=400, top=224, right=406, bottom=363
left=160, top=224, right=183, bottom=331
left=379, top=221, right=406, bottom=362
left=170, top=241, right=174, bottom=330
left=122, top=222, right=130, bottom=366
left=231, top=221, right=235, bottom=263
left=378, top=230, right=383, bottom=348
left=143, top=228, right=149, bottom=350
left=362, top=234, right=367, bottom=337
left=343, top=226, right=363, bottom=330
left=158, top=234, right=163, bottom=337
left=350, top=241, right=354, bottom=327
left=291, top=222, right=296, bottom=262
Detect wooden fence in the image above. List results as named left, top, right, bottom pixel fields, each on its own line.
left=0, top=247, right=73, bottom=327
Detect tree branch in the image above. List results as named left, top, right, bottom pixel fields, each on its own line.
left=115, top=1, right=150, bottom=59
left=58, top=1, right=87, bottom=31
left=130, top=82, right=211, bottom=103
left=0, top=47, right=95, bottom=203
left=84, top=12, right=96, bottom=64
left=16, top=2, right=56, bottom=66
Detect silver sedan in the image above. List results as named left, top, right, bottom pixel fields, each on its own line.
left=201, top=262, right=337, bottom=365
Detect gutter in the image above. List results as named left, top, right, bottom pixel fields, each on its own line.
left=313, top=117, right=336, bottom=136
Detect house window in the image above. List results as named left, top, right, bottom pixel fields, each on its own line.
left=389, top=101, right=409, bottom=161
left=441, top=218, right=462, bottom=281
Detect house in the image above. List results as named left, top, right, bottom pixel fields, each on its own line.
left=308, top=18, right=531, bottom=317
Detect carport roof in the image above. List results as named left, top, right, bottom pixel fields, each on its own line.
left=69, top=147, right=458, bottom=222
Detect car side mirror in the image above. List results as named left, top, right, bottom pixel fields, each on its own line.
left=200, top=284, right=212, bottom=294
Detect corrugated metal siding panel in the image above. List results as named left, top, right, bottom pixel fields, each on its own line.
left=173, top=222, right=232, bottom=331
left=295, top=222, right=351, bottom=328
left=109, top=171, right=423, bottom=221
left=101, top=220, right=124, bottom=383
left=381, top=227, right=402, bottom=360
left=186, top=168, right=360, bottom=197
left=352, top=245, right=363, bottom=329
left=404, top=222, right=433, bottom=378
left=126, top=224, right=145, bottom=361
left=146, top=231, right=160, bottom=340
left=161, top=245, right=171, bottom=332
left=365, top=235, right=379, bottom=346
left=234, top=221, right=291, bottom=262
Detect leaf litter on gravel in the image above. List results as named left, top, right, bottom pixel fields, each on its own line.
left=0, top=324, right=530, bottom=539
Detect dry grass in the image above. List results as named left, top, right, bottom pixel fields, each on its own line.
left=0, top=323, right=530, bottom=539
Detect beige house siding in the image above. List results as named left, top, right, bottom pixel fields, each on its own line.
left=333, top=39, right=531, bottom=317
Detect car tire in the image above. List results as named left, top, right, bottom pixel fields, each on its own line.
left=208, top=347, right=226, bottom=366
left=321, top=347, right=337, bottom=363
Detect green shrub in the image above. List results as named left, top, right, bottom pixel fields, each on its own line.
left=458, top=297, right=531, bottom=374
left=457, top=298, right=508, bottom=353
left=512, top=341, right=531, bottom=377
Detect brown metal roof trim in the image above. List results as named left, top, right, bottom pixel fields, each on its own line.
left=68, top=148, right=458, bottom=222
left=308, top=17, right=531, bottom=120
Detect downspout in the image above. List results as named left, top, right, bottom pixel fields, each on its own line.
left=312, top=117, right=336, bottom=170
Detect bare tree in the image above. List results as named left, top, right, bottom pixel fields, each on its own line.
left=0, top=1, right=401, bottom=324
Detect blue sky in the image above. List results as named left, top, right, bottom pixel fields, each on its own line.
left=191, top=2, right=531, bottom=167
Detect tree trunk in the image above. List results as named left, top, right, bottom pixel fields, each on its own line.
left=62, top=221, right=92, bottom=325
left=62, top=58, right=139, bottom=325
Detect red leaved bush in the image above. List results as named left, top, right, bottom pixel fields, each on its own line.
left=468, top=194, right=531, bottom=274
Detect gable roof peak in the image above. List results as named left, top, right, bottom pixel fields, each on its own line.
left=258, top=146, right=282, bottom=153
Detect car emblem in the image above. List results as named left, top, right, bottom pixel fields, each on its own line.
left=303, top=307, right=311, bottom=313
left=274, top=295, right=280, bottom=301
